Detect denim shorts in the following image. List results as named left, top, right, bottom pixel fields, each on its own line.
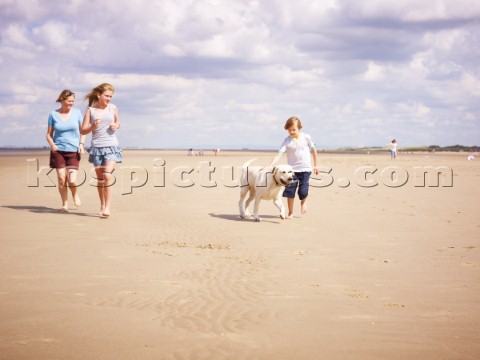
left=283, top=171, right=311, bottom=200
left=88, top=146, right=123, bottom=167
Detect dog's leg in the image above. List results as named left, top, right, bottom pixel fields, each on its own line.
left=273, top=197, right=286, bottom=219
left=243, top=188, right=255, bottom=218
left=253, top=195, right=262, bottom=222
left=239, top=186, right=249, bottom=218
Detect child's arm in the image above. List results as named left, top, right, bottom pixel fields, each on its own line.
left=267, top=152, right=283, bottom=167
left=312, top=148, right=319, bottom=175
left=109, top=105, right=120, bottom=130
left=81, top=108, right=94, bottom=135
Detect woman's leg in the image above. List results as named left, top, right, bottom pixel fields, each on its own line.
left=66, top=169, right=81, bottom=207
left=56, top=168, right=69, bottom=212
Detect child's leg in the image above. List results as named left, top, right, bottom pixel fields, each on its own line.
left=94, top=167, right=106, bottom=215
left=297, top=172, right=311, bottom=215
left=101, top=161, right=116, bottom=217
left=287, top=197, right=294, bottom=218
left=301, top=198, right=308, bottom=214
left=283, top=175, right=298, bottom=219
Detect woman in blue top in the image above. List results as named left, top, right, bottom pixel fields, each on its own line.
left=81, top=83, right=122, bottom=218
left=46, top=89, right=86, bottom=213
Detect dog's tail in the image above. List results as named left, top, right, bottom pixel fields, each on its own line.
left=242, top=158, right=257, bottom=170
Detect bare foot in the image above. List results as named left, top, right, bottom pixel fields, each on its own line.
left=74, top=195, right=82, bottom=207
left=58, top=207, right=69, bottom=213
left=301, top=203, right=308, bottom=215
left=286, top=213, right=294, bottom=219
left=98, top=207, right=105, bottom=216
left=102, top=208, right=110, bottom=218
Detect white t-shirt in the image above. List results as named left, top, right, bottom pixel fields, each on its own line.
left=279, top=133, right=316, bottom=172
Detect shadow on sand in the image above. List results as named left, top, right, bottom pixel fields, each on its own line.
left=2, top=205, right=99, bottom=218
left=209, top=212, right=282, bottom=224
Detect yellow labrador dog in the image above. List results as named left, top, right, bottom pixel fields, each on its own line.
left=238, top=159, right=294, bottom=222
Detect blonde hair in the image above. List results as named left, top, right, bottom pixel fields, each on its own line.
left=284, top=116, right=302, bottom=130
left=84, top=83, right=115, bottom=107
left=56, top=89, right=75, bottom=103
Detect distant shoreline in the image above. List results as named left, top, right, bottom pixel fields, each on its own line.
left=1, top=146, right=477, bottom=155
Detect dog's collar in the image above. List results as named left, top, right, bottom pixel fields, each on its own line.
left=272, top=167, right=282, bottom=186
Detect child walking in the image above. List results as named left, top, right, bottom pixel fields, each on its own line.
left=81, top=83, right=122, bottom=217
left=268, top=116, right=319, bottom=218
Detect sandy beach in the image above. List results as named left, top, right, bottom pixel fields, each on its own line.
left=0, top=149, right=479, bottom=360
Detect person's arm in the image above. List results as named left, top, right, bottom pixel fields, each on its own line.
left=78, top=132, right=86, bottom=154
left=311, top=147, right=319, bottom=175
left=267, top=152, right=283, bottom=168
left=81, top=108, right=97, bottom=135
left=46, top=126, right=58, bottom=151
left=109, top=105, right=120, bottom=130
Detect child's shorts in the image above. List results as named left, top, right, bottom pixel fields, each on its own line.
left=88, top=146, right=123, bottom=167
left=283, top=171, right=311, bottom=200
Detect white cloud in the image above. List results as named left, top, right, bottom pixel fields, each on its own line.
left=341, top=0, right=480, bottom=22
left=257, top=112, right=278, bottom=124
left=0, top=0, right=479, bottom=148
left=461, top=73, right=480, bottom=97
left=32, top=21, right=69, bottom=48
left=2, top=24, right=33, bottom=47
left=395, top=101, right=431, bottom=118
left=162, top=44, right=186, bottom=57
left=464, top=112, right=476, bottom=121
left=363, top=98, right=383, bottom=111
left=0, top=104, right=29, bottom=118
left=363, top=61, right=385, bottom=81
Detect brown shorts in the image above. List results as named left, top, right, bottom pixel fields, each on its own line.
left=49, top=151, right=81, bottom=169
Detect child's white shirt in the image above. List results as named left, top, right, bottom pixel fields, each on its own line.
left=279, top=133, right=316, bottom=172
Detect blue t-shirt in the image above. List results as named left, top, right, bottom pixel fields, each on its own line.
left=47, top=108, right=83, bottom=152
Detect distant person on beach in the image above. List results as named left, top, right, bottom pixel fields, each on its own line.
left=81, top=83, right=122, bottom=218
left=46, top=89, right=86, bottom=213
left=389, top=139, right=398, bottom=159
left=267, top=116, right=319, bottom=219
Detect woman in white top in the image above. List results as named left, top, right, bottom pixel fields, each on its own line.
left=81, top=83, right=122, bottom=217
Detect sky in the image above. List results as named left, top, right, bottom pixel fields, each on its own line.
left=0, top=0, right=479, bottom=150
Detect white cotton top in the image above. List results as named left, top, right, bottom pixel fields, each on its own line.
left=89, top=104, right=119, bottom=147
left=279, top=133, right=316, bottom=172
